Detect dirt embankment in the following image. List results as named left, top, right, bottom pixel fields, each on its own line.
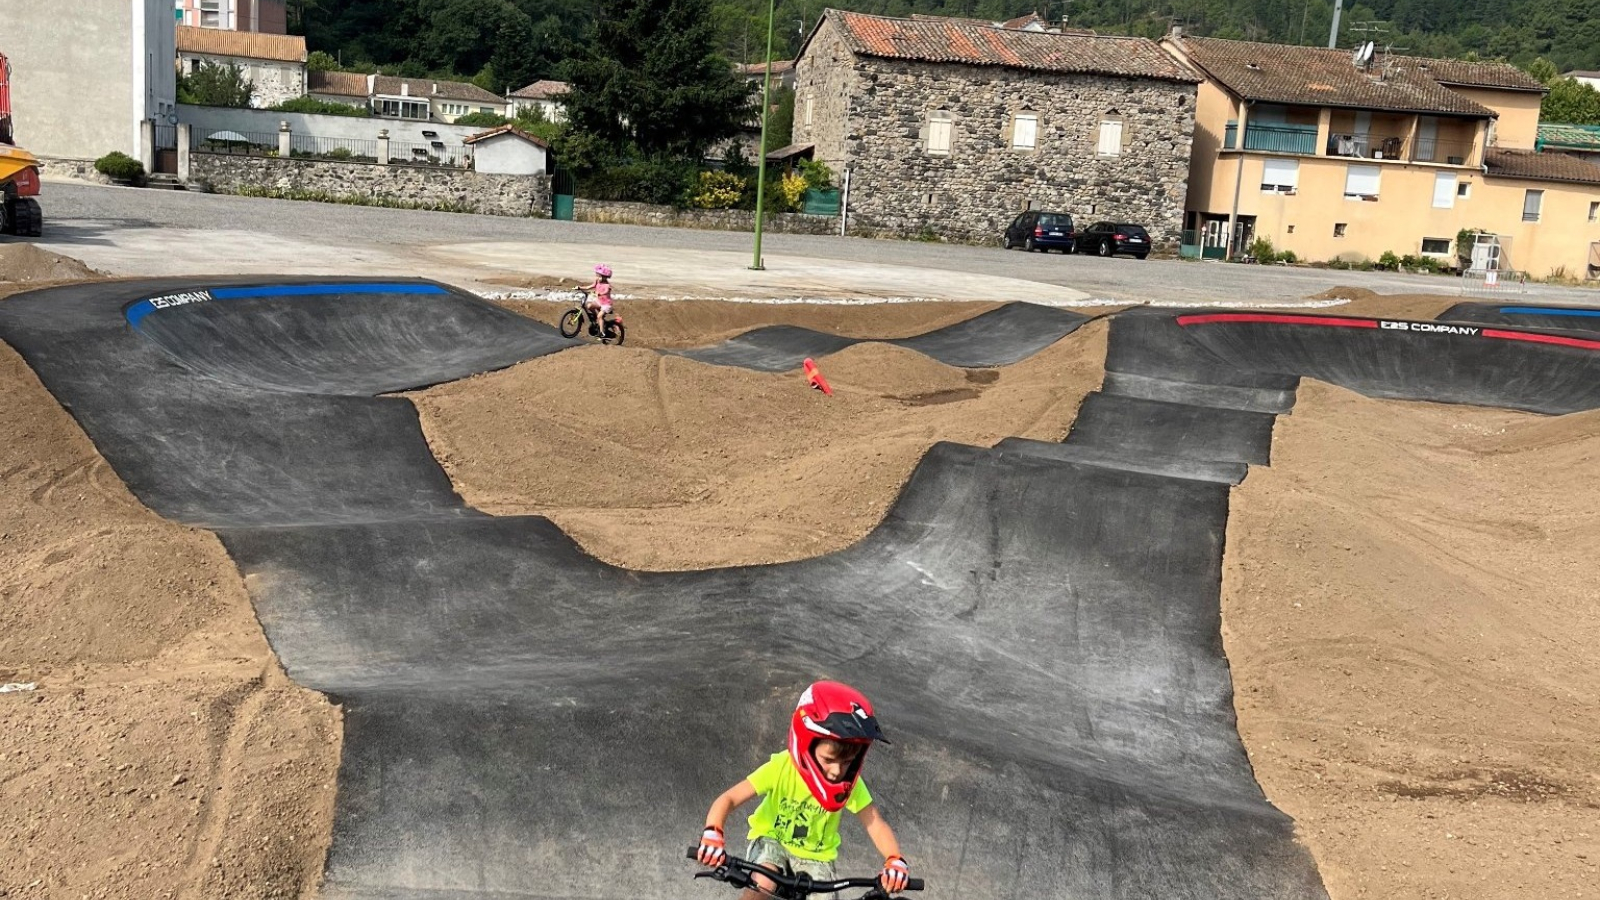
left=1225, top=379, right=1600, bottom=898
left=410, top=314, right=1109, bottom=569
left=1, top=277, right=339, bottom=900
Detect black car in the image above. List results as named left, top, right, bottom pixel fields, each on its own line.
left=1076, top=222, right=1151, bottom=259
left=1003, top=210, right=1077, bottom=253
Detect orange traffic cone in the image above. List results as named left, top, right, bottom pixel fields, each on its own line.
left=802, top=357, right=832, bottom=395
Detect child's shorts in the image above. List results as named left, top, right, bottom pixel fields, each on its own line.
left=746, top=836, right=837, bottom=882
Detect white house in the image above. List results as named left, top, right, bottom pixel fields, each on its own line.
left=0, top=0, right=177, bottom=166
left=463, top=124, right=549, bottom=175
left=176, top=24, right=306, bottom=108
left=507, top=80, right=568, bottom=123
left=1567, top=70, right=1600, bottom=91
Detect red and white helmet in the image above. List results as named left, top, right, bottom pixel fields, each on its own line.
left=788, top=681, right=888, bottom=811
left=594, top=264, right=612, bottom=278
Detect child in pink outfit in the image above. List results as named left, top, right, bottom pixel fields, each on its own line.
left=579, top=264, right=615, bottom=341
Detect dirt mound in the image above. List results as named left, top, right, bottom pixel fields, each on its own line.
left=811, top=341, right=976, bottom=402
left=0, top=244, right=102, bottom=283
left=1224, top=379, right=1600, bottom=900
left=493, top=297, right=1002, bottom=348
left=0, top=340, right=338, bottom=899
left=410, top=321, right=1107, bottom=570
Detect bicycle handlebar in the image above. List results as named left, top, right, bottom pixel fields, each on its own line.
left=686, top=848, right=925, bottom=894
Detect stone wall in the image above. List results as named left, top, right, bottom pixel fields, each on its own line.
left=793, top=22, right=1197, bottom=250
left=574, top=200, right=838, bottom=235
left=36, top=157, right=110, bottom=183
left=188, top=153, right=551, bottom=217
left=792, top=23, right=857, bottom=170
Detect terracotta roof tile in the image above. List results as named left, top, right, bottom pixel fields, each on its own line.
left=1177, top=37, right=1495, bottom=117
left=1538, top=122, right=1600, bottom=152
left=1484, top=148, right=1600, bottom=185
left=176, top=24, right=306, bottom=64
left=308, top=70, right=369, bottom=98
left=372, top=76, right=503, bottom=105
left=1402, top=57, right=1546, bottom=92
left=828, top=10, right=1198, bottom=83
left=461, top=124, right=550, bottom=148
left=509, top=79, right=570, bottom=99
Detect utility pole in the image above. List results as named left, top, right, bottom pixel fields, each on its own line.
left=1327, top=0, right=1343, bottom=48
left=750, top=0, right=777, bottom=271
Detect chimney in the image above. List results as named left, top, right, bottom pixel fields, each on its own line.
left=432, top=82, right=439, bottom=94
left=1170, top=25, right=1183, bottom=40
left=401, top=82, right=409, bottom=96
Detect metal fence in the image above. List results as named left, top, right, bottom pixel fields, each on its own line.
left=191, top=127, right=279, bottom=155
left=1458, top=268, right=1529, bottom=297
left=388, top=139, right=469, bottom=168
left=289, top=133, right=381, bottom=162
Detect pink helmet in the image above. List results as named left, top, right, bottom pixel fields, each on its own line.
left=594, top=264, right=612, bottom=278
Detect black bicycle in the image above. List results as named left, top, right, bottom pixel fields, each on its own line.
left=687, top=848, right=924, bottom=900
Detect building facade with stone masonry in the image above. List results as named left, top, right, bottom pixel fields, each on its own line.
left=1165, top=32, right=1600, bottom=278
left=176, top=24, right=306, bottom=108
left=791, top=10, right=1201, bottom=247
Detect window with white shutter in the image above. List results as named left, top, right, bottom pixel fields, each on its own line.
left=1343, top=164, right=1380, bottom=199
left=1012, top=113, right=1038, bottom=150
left=1432, top=172, right=1456, bottom=209
left=927, top=111, right=952, bottom=155
left=1261, top=158, right=1299, bottom=193
left=1523, top=189, right=1543, bottom=222
left=1097, top=118, right=1123, bottom=156
left=804, top=95, right=813, bottom=127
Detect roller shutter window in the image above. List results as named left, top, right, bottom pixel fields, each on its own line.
left=1432, top=172, right=1456, bottom=209
left=1343, top=164, right=1380, bottom=199
left=1261, top=158, right=1298, bottom=193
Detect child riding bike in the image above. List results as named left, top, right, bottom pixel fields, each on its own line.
left=577, top=264, right=616, bottom=341
left=695, top=682, right=912, bottom=898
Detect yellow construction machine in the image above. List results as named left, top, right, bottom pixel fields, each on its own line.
left=0, top=51, right=44, bottom=237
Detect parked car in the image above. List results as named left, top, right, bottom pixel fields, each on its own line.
left=1003, top=210, right=1077, bottom=253
left=1076, top=222, right=1151, bottom=259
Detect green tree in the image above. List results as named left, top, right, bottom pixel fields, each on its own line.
left=307, top=49, right=340, bottom=72
left=1524, top=56, right=1558, bottom=84
left=1542, top=77, right=1600, bottom=125
left=177, top=61, right=255, bottom=108
left=562, top=0, right=755, bottom=160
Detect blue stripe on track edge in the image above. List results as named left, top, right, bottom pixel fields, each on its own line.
left=126, top=282, right=450, bottom=328
left=1498, top=306, right=1600, bottom=318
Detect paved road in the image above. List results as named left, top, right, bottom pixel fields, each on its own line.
left=23, top=180, right=1600, bottom=305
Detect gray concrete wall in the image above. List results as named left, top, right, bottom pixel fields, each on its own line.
left=179, top=104, right=489, bottom=160
left=0, top=0, right=144, bottom=160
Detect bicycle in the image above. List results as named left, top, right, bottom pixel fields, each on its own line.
left=686, top=848, right=925, bottom=900
left=557, top=287, right=626, bottom=345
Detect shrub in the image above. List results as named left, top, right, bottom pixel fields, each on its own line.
left=1247, top=236, right=1276, bottom=262
left=269, top=96, right=371, bottom=117
left=796, top=158, right=835, bottom=190
left=1278, top=249, right=1298, bottom=264
left=94, top=151, right=144, bottom=183
left=177, top=60, right=253, bottom=108
left=777, top=171, right=807, bottom=212
left=578, top=156, right=697, bottom=206
left=452, top=111, right=509, bottom=128
left=1377, top=250, right=1402, bottom=270
left=689, top=171, right=745, bottom=209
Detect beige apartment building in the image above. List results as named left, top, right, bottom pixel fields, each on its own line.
left=1163, top=33, right=1600, bottom=279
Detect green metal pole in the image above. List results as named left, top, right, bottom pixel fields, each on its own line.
left=750, top=0, right=778, bottom=271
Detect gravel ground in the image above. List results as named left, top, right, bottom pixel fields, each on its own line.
left=24, top=180, right=1600, bottom=305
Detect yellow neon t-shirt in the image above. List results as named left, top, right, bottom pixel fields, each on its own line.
left=745, top=751, right=872, bottom=862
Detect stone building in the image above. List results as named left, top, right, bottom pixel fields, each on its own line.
left=176, top=24, right=306, bottom=108
left=791, top=9, right=1201, bottom=246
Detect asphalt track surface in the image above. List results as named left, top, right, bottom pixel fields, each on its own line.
left=7, top=281, right=1600, bottom=899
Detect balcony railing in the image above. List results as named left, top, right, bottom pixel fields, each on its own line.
left=1410, top=137, right=1475, bottom=165
left=1224, top=121, right=1319, bottom=155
